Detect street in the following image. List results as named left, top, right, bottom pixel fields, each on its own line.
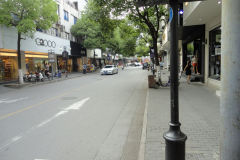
left=0, top=67, right=148, bottom=160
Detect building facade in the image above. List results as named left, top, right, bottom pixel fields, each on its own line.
left=0, top=0, right=85, bottom=83
left=183, top=0, right=221, bottom=89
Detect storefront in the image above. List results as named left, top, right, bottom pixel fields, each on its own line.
left=24, top=51, right=49, bottom=73
left=209, top=26, right=221, bottom=81
left=182, top=25, right=205, bottom=82
left=0, top=49, right=18, bottom=82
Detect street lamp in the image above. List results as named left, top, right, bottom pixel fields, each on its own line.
left=136, top=0, right=204, bottom=160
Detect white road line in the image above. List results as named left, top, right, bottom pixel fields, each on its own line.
left=0, top=97, right=90, bottom=152
left=0, top=97, right=28, bottom=104
left=37, top=97, right=90, bottom=128
left=0, top=136, right=22, bottom=151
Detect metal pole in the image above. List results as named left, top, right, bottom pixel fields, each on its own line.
left=220, top=0, right=240, bottom=159
left=163, top=1, right=187, bottom=160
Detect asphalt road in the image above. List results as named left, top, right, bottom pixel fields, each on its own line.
left=0, top=67, right=148, bottom=160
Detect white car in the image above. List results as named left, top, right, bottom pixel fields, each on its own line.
left=101, top=65, right=118, bottom=75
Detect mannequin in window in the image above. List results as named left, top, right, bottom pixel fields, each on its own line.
left=192, top=54, right=200, bottom=74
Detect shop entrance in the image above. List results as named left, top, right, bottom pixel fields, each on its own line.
left=182, top=25, right=205, bottom=83
left=0, top=55, right=18, bottom=82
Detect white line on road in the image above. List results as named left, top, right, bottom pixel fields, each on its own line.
left=0, top=97, right=28, bottom=104
left=0, top=136, right=22, bottom=151
left=37, top=97, right=90, bottom=128
left=0, top=97, right=90, bottom=153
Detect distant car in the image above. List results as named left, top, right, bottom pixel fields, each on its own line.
left=101, top=65, right=118, bottom=75
left=134, top=62, right=141, bottom=66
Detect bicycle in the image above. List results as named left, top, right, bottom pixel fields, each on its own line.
left=156, top=69, right=182, bottom=87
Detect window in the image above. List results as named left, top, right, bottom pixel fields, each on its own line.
left=73, top=16, right=77, bottom=24
left=209, top=26, right=221, bottom=80
left=55, top=28, right=59, bottom=37
left=64, top=10, right=69, bottom=21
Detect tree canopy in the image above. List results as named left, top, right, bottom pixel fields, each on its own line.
left=0, top=0, right=58, bottom=36
left=71, top=0, right=140, bottom=57
left=94, top=0, right=168, bottom=65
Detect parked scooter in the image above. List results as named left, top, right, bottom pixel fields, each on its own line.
left=35, top=71, right=44, bottom=82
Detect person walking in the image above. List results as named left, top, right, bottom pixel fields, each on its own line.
left=83, top=64, right=87, bottom=74
left=184, top=60, right=192, bottom=84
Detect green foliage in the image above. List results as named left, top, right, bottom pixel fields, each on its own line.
left=94, top=0, right=168, bottom=65
left=0, top=0, right=58, bottom=36
left=106, top=20, right=140, bottom=57
left=71, top=0, right=140, bottom=57
left=71, top=0, right=115, bottom=50
left=136, top=38, right=150, bottom=57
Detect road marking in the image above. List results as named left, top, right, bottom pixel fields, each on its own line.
left=0, top=97, right=90, bottom=152
left=0, top=97, right=28, bottom=104
left=11, top=136, right=22, bottom=142
left=0, top=136, right=22, bottom=151
left=37, top=97, right=90, bottom=128
left=0, top=91, right=74, bottom=120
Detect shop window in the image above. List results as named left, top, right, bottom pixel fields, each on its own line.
left=187, top=41, right=194, bottom=59
left=0, top=56, right=18, bottom=82
left=209, top=26, right=221, bottom=80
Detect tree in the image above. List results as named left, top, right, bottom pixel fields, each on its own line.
left=107, top=20, right=140, bottom=58
left=0, top=0, right=58, bottom=84
left=71, top=0, right=117, bottom=65
left=135, top=38, right=151, bottom=57
left=95, top=0, right=168, bottom=66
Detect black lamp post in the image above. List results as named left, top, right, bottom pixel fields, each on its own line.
left=136, top=0, right=204, bottom=160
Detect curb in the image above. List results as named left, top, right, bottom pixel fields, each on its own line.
left=138, top=89, right=149, bottom=160
left=3, top=71, right=100, bottom=89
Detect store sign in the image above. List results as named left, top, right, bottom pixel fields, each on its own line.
left=35, top=38, right=56, bottom=48
left=48, top=53, right=55, bottom=63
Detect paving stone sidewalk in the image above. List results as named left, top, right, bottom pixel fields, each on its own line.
left=145, top=71, right=220, bottom=160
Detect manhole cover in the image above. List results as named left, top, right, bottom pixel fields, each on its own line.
left=61, top=97, right=77, bottom=100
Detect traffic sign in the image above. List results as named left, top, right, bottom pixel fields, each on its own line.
left=169, top=8, right=173, bottom=23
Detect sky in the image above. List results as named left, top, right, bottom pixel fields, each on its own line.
left=78, top=0, right=87, bottom=12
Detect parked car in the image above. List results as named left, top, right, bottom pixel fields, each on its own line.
left=101, top=65, right=118, bottom=75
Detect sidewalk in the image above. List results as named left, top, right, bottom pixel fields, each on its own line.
left=144, top=71, right=220, bottom=160
left=2, top=70, right=100, bottom=88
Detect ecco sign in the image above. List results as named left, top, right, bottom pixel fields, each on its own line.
left=35, top=38, right=56, bottom=48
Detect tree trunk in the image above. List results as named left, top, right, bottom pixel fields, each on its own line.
left=153, top=35, right=159, bottom=66
left=17, top=32, right=24, bottom=84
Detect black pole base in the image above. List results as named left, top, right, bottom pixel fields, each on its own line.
left=163, top=123, right=187, bottom=160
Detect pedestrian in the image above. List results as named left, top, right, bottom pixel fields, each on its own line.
left=184, top=60, right=192, bottom=84
left=192, top=55, right=199, bottom=74
left=83, top=64, right=87, bottom=74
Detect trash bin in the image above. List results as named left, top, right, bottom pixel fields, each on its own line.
left=148, top=75, right=156, bottom=88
